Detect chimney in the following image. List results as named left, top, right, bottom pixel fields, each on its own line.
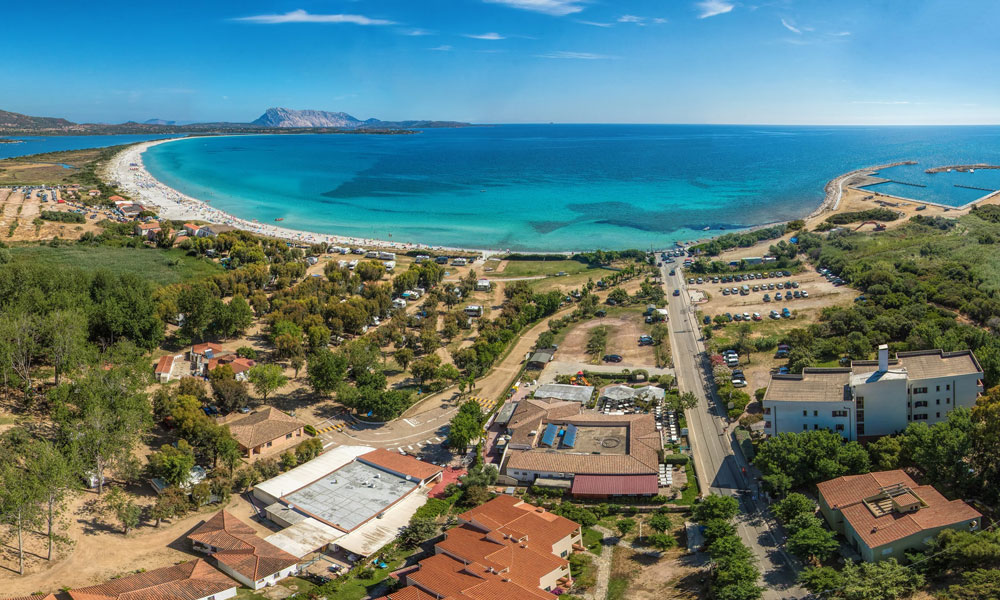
left=878, top=344, right=889, bottom=372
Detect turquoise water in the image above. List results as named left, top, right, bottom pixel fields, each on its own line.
left=143, top=125, right=1000, bottom=251
left=0, top=134, right=173, bottom=160
left=862, top=163, right=1000, bottom=206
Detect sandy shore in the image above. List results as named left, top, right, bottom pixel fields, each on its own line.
left=104, top=138, right=488, bottom=254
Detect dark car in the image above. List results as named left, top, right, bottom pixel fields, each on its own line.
left=673, top=289, right=680, bottom=296
left=703, top=315, right=712, bottom=325
left=603, top=354, right=623, bottom=363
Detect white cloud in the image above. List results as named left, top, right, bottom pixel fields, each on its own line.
left=234, top=9, right=395, bottom=25
left=464, top=32, right=506, bottom=39
left=430, top=45, right=453, bottom=51
left=780, top=18, right=801, bottom=34
left=538, top=50, right=614, bottom=59
left=401, top=28, right=434, bottom=36
left=618, top=15, right=645, bottom=24
left=695, top=0, right=735, bottom=19
left=851, top=100, right=913, bottom=105
left=483, top=0, right=586, bottom=16
left=652, top=17, right=668, bottom=24
left=830, top=31, right=852, bottom=36
left=577, top=20, right=613, bottom=27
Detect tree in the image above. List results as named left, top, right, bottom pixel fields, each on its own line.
left=296, top=438, right=324, bottom=463
left=46, top=309, right=88, bottom=386
left=693, top=494, right=739, bottom=523
left=248, top=363, right=288, bottom=404
left=190, top=481, right=211, bottom=507
left=735, top=323, right=754, bottom=363
left=52, top=362, right=152, bottom=495
left=394, top=347, right=414, bottom=372
left=787, top=519, right=839, bottom=563
left=150, top=486, right=190, bottom=527
left=23, top=438, right=74, bottom=560
left=867, top=435, right=902, bottom=471
left=753, top=430, right=870, bottom=496
left=448, top=401, right=484, bottom=450
left=410, top=355, right=442, bottom=386
left=773, top=493, right=814, bottom=524
left=839, top=559, right=924, bottom=600
left=148, top=440, right=196, bottom=487
left=649, top=512, right=672, bottom=533
left=1, top=310, right=41, bottom=398
left=177, top=284, right=214, bottom=342
left=400, top=517, right=438, bottom=548
left=945, top=569, right=1000, bottom=600
left=280, top=450, right=298, bottom=470
left=798, top=566, right=844, bottom=596
left=211, top=375, right=250, bottom=413
left=307, top=348, right=347, bottom=395
left=616, top=517, right=636, bottom=537
left=0, top=455, right=42, bottom=574
left=104, top=487, right=141, bottom=535
left=703, top=518, right=737, bottom=545
left=899, top=409, right=974, bottom=497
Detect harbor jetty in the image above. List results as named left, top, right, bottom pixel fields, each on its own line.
left=926, top=164, right=1000, bottom=174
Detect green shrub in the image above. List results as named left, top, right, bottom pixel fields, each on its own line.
left=304, top=424, right=317, bottom=436
left=662, top=454, right=689, bottom=465
left=40, top=210, right=86, bottom=224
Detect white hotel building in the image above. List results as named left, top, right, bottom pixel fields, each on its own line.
left=762, top=345, right=983, bottom=441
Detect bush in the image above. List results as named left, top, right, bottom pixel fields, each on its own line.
left=40, top=210, right=86, bottom=224
left=825, top=207, right=899, bottom=225
left=662, top=454, right=690, bottom=465
left=304, top=424, right=317, bottom=436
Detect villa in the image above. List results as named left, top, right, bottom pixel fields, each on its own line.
left=225, top=407, right=305, bottom=461
left=187, top=509, right=300, bottom=589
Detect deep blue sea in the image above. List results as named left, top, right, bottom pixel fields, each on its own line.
left=0, top=134, right=173, bottom=160
left=139, top=125, right=1000, bottom=251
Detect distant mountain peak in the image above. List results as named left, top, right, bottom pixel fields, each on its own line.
left=252, top=107, right=363, bottom=129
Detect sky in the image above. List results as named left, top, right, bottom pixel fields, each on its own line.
left=3, top=0, right=999, bottom=125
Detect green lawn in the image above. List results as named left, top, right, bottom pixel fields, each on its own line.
left=674, top=461, right=699, bottom=506
left=8, top=245, right=221, bottom=286
left=582, top=526, right=604, bottom=555
left=496, top=259, right=596, bottom=278
left=606, top=575, right=630, bottom=600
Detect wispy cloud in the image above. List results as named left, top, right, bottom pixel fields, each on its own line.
left=464, top=32, right=506, bottom=40
left=618, top=15, right=644, bottom=24
left=401, top=28, right=434, bottom=36
left=851, top=100, right=914, bottom=105
left=830, top=31, right=852, bottom=37
left=430, top=45, right=453, bottom=51
left=577, top=20, right=612, bottom=27
left=695, top=0, right=735, bottom=19
left=780, top=18, right=801, bottom=34
left=483, top=0, right=586, bottom=16
left=537, top=50, right=614, bottom=59
left=234, top=9, right=395, bottom=25
left=616, top=15, right=666, bottom=26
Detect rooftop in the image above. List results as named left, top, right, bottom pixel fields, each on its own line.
left=282, top=460, right=417, bottom=532
left=358, top=448, right=444, bottom=482
left=533, top=383, right=594, bottom=404
left=254, top=445, right=372, bottom=501
left=764, top=368, right=853, bottom=404
left=817, top=470, right=981, bottom=549
left=571, top=474, right=659, bottom=496
left=187, top=510, right=299, bottom=582
left=67, top=559, right=235, bottom=600
left=226, top=407, right=304, bottom=450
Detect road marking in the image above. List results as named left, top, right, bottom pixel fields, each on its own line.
left=403, top=418, right=417, bottom=427
left=407, top=445, right=414, bottom=450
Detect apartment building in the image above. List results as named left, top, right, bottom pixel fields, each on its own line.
left=762, top=345, right=983, bottom=441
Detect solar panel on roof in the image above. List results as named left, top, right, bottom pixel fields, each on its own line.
left=541, top=423, right=559, bottom=447
left=562, top=424, right=578, bottom=448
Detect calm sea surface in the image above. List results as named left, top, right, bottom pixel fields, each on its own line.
left=134, top=125, right=1000, bottom=251
left=0, top=134, right=172, bottom=160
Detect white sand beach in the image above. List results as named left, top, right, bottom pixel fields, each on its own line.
left=105, top=138, right=487, bottom=253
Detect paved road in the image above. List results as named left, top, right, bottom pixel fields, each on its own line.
left=661, top=262, right=805, bottom=600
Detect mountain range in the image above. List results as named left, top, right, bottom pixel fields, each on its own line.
left=0, top=108, right=470, bottom=135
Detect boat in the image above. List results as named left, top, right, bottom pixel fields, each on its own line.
left=703, top=226, right=711, bottom=231
left=970, top=169, right=976, bottom=173
left=275, top=218, right=284, bottom=221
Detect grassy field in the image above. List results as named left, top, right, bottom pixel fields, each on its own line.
left=8, top=245, right=221, bottom=285
left=0, top=146, right=112, bottom=185
left=497, top=258, right=597, bottom=278
left=583, top=526, right=604, bottom=554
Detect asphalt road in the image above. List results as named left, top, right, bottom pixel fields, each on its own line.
left=661, top=261, right=806, bottom=600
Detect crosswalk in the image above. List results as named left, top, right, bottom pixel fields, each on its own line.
left=315, top=422, right=347, bottom=434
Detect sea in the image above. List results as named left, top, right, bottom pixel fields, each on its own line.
left=0, top=134, right=173, bottom=160
left=11, top=126, right=1000, bottom=251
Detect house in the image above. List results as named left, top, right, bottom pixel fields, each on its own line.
left=134, top=221, right=161, bottom=240
left=816, top=470, right=981, bottom=562
left=376, top=497, right=580, bottom=600
left=154, top=354, right=182, bottom=383
left=762, top=346, right=984, bottom=441
left=475, top=278, right=491, bottom=291
left=464, top=305, right=484, bottom=318
left=67, top=559, right=237, bottom=600
left=206, top=355, right=256, bottom=381
left=226, top=407, right=305, bottom=462
left=189, top=342, right=224, bottom=375
left=188, top=509, right=300, bottom=589
left=184, top=223, right=215, bottom=238
left=499, top=399, right=661, bottom=497
left=87, top=189, right=100, bottom=197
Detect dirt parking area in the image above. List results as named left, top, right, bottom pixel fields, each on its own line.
left=0, top=188, right=104, bottom=242
left=694, top=268, right=855, bottom=322
left=557, top=311, right=656, bottom=366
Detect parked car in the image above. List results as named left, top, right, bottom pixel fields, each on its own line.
left=603, top=354, right=623, bottom=363
left=801, top=291, right=809, bottom=298
left=674, top=289, right=681, bottom=296
left=763, top=293, right=771, bottom=302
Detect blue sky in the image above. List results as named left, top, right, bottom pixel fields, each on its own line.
left=3, top=0, right=999, bottom=125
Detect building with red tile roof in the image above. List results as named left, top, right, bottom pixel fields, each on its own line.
left=187, top=509, right=300, bottom=590
left=570, top=474, right=659, bottom=498
left=153, top=354, right=182, bottom=383
left=817, top=470, right=982, bottom=562
left=377, top=497, right=580, bottom=600
left=358, top=448, right=444, bottom=484
left=67, top=559, right=237, bottom=600
left=225, top=407, right=305, bottom=462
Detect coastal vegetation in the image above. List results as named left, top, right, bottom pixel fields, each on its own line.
left=824, top=207, right=900, bottom=225
left=690, top=223, right=787, bottom=256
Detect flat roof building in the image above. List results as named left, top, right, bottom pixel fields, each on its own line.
left=533, top=383, right=594, bottom=404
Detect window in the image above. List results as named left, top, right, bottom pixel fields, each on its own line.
left=286, top=433, right=293, bottom=439
left=266, top=441, right=272, bottom=447
left=936, top=385, right=940, bottom=392
left=856, top=410, right=865, bottom=422
left=813, top=424, right=819, bottom=429
left=832, top=410, right=848, bottom=418
left=882, top=547, right=894, bottom=556
left=857, top=424, right=865, bottom=435
left=937, top=412, right=941, bottom=418
left=947, top=384, right=951, bottom=390
left=936, top=399, right=940, bottom=405
left=561, top=550, right=568, bottom=557
left=835, top=424, right=845, bottom=432
left=764, top=421, right=772, bottom=429
left=856, top=396, right=865, bottom=408
left=802, top=410, right=807, bottom=417
left=764, top=407, right=771, bottom=415
left=914, top=413, right=929, bottom=420
left=803, top=424, right=808, bottom=431
left=913, top=387, right=928, bottom=394
left=813, top=410, right=818, bottom=417
left=947, top=398, right=951, bottom=404
left=914, top=400, right=928, bottom=408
